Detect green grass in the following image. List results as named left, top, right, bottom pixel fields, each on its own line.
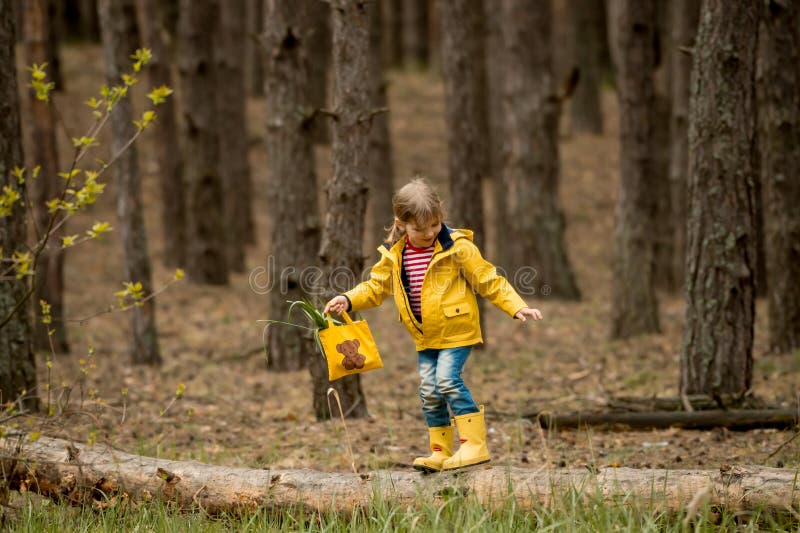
left=8, top=488, right=798, bottom=532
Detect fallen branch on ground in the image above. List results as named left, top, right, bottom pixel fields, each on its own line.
left=2, top=433, right=799, bottom=515
left=533, top=409, right=798, bottom=431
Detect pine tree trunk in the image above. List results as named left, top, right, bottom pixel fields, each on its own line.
left=668, top=0, right=700, bottom=293
left=366, top=1, right=394, bottom=251
left=135, top=0, right=186, bottom=268
left=757, top=0, right=800, bottom=354
left=23, top=0, right=69, bottom=354
left=178, top=0, right=229, bottom=285
left=77, top=0, right=99, bottom=41
left=500, top=0, right=580, bottom=301
left=216, top=0, right=252, bottom=272
left=569, top=0, right=607, bottom=134
left=483, top=0, right=504, bottom=263
left=680, top=0, right=759, bottom=396
left=402, top=0, right=428, bottom=68
left=245, top=0, right=264, bottom=97
left=439, top=0, right=487, bottom=254
left=610, top=0, right=660, bottom=338
left=307, top=0, right=331, bottom=144
left=263, top=0, right=321, bottom=372
left=98, top=0, right=161, bottom=365
left=0, top=0, right=37, bottom=410
left=46, top=0, right=63, bottom=90
left=383, top=0, right=403, bottom=69
left=313, top=0, right=372, bottom=421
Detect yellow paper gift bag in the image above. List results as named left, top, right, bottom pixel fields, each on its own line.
left=318, top=311, right=383, bottom=382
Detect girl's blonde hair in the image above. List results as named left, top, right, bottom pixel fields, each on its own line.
left=384, top=178, right=444, bottom=244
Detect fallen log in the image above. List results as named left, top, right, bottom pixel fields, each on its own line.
left=2, top=433, right=799, bottom=515
left=533, top=409, right=798, bottom=431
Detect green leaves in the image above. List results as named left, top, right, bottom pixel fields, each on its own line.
left=147, top=85, right=173, bottom=106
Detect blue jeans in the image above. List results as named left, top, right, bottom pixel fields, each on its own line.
left=417, top=346, right=479, bottom=427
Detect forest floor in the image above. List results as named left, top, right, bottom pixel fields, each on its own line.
left=19, top=45, right=800, bottom=476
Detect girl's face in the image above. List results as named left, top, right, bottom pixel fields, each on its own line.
left=399, top=217, right=441, bottom=248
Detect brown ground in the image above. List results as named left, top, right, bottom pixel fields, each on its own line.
left=19, top=45, right=800, bottom=475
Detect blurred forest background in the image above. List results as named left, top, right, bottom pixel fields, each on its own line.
left=0, top=0, right=798, bottom=481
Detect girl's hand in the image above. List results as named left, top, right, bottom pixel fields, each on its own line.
left=515, top=308, right=543, bottom=322
left=324, top=295, right=348, bottom=315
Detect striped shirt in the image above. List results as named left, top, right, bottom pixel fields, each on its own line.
left=403, top=238, right=435, bottom=317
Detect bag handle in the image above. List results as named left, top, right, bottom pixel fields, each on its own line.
left=325, top=310, right=355, bottom=326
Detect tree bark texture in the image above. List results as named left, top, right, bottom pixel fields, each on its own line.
left=366, top=0, right=395, bottom=251
left=668, top=0, right=700, bottom=294
left=610, top=0, right=660, bottom=339
left=757, top=0, right=800, bottom=355
left=23, top=0, right=69, bottom=354
left=263, top=0, right=321, bottom=372
left=500, top=0, right=580, bottom=300
left=98, top=0, right=161, bottom=365
left=216, top=0, right=252, bottom=272
left=178, top=0, right=229, bottom=285
left=483, top=0, right=505, bottom=264
left=8, top=434, right=800, bottom=515
left=439, top=0, right=487, bottom=252
left=0, top=0, right=37, bottom=411
left=569, top=0, right=607, bottom=134
left=307, top=0, right=331, bottom=144
left=245, top=0, right=265, bottom=97
left=402, top=0, right=428, bottom=67
left=313, top=0, right=373, bottom=420
left=680, top=0, right=759, bottom=396
left=135, top=0, right=186, bottom=268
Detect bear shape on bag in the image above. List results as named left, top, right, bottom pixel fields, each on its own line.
left=335, top=339, right=367, bottom=370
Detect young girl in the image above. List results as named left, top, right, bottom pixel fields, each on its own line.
left=324, top=179, right=543, bottom=472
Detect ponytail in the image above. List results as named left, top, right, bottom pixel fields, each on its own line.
left=384, top=219, right=405, bottom=244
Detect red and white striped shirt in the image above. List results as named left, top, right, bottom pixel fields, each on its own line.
left=403, top=238, right=435, bottom=317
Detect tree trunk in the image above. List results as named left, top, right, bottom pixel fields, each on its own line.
left=402, top=0, right=428, bottom=68
left=98, top=0, right=161, bottom=365
left=77, top=0, right=99, bottom=41
left=245, top=0, right=264, bottom=97
left=307, top=0, right=331, bottom=144
left=23, top=0, right=69, bottom=354
left=382, top=0, right=403, bottom=69
left=439, top=0, right=491, bottom=338
left=501, top=0, right=580, bottom=300
left=365, top=0, right=394, bottom=251
left=569, top=0, right=607, bottom=134
left=609, top=0, right=660, bottom=339
left=668, top=0, right=700, bottom=293
left=135, top=0, right=186, bottom=268
left=314, top=0, right=372, bottom=421
left=216, top=0, right=252, bottom=272
left=9, top=434, right=800, bottom=514
left=46, top=0, right=63, bottom=90
left=439, top=0, right=486, bottom=251
left=178, top=0, right=229, bottom=285
left=757, top=0, right=800, bottom=354
left=0, top=0, right=37, bottom=411
left=263, top=0, right=321, bottom=372
left=680, top=0, right=759, bottom=396
left=483, top=0, right=504, bottom=263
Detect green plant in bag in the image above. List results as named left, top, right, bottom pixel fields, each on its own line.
left=259, top=299, right=344, bottom=363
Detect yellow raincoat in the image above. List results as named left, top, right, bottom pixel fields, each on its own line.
left=344, top=225, right=528, bottom=350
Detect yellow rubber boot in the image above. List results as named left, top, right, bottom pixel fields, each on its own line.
left=442, top=406, right=490, bottom=471
left=412, top=423, right=454, bottom=472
